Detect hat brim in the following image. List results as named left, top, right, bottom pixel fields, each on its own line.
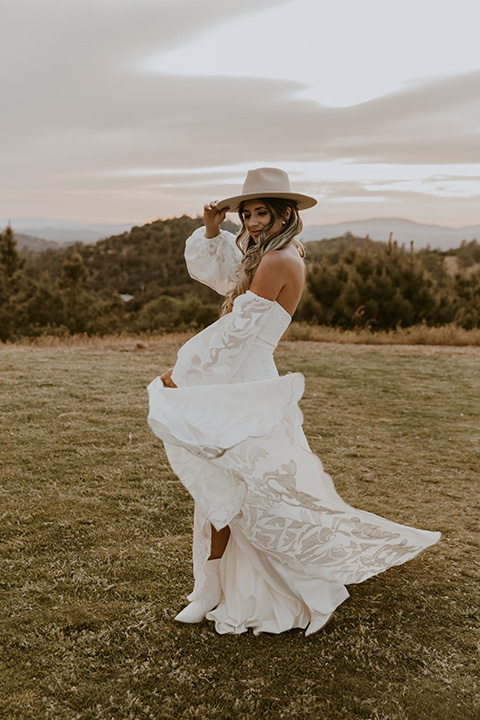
left=216, top=191, right=317, bottom=213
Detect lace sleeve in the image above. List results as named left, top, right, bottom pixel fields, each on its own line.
left=171, top=291, right=274, bottom=387
left=185, top=226, right=243, bottom=296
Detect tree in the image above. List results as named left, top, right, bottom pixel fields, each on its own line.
left=453, top=270, right=480, bottom=328
left=0, top=225, right=29, bottom=340
left=301, top=240, right=445, bottom=330
left=57, top=250, right=93, bottom=333
left=25, top=272, right=66, bottom=334
left=135, top=294, right=219, bottom=333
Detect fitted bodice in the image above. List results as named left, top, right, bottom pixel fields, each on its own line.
left=232, top=302, right=291, bottom=383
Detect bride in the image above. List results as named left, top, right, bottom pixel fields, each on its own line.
left=147, top=167, right=440, bottom=635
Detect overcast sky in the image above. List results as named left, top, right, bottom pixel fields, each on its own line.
left=1, top=0, right=480, bottom=227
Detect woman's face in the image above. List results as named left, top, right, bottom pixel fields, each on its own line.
left=241, top=199, right=285, bottom=241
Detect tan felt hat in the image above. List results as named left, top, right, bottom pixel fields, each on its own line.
left=216, top=167, right=317, bottom=212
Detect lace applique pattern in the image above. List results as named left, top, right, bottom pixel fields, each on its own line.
left=236, top=452, right=430, bottom=584
left=173, top=292, right=275, bottom=387
left=204, top=424, right=435, bottom=586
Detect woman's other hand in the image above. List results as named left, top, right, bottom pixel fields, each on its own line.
left=160, top=367, right=177, bottom=388
left=204, top=200, right=228, bottom=239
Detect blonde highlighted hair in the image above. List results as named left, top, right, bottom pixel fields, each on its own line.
left=221, top=198, right=305, bottom=315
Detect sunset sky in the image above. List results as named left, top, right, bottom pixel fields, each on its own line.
left=1, top=0, right=480, bottom=227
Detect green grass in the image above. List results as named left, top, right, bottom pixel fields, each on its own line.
left=1, top=338, right=479, bottom=720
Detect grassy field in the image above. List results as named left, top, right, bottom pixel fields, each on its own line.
left=1, top=338, right=479, bottom=720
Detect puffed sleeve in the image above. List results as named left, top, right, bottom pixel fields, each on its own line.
left=184, top=226, right=243, bottom=296
left=170, top=291, right=275, bottom=387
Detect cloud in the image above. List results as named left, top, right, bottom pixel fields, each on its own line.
left=1, top=0, right=479, bottom=224
left=0, top=0, right=289, bottom=142
left=4, top=68, right=478, bottom=180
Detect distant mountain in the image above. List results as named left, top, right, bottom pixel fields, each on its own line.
left=1, top=219, right=135, bottom=245
left=302, top=218, right=480, bottom=251
left=6, top=216, right=480, bottom=252
left=16, top=234, right=63, bottom=252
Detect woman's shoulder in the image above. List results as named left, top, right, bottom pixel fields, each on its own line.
left=258, top=244, right=304, bottom=271
left=251, top=244, right=304, bottom=300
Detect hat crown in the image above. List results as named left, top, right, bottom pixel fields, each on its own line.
left=242, top=167, right=291, bottom=196
left=216, top=166, right=317, bottom=212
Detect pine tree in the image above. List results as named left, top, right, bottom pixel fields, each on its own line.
left=57, top=250, right=92, bottom=333
left=303, top=240, right=444, bottom=330
left=0, top=225, right=29, bottom=340
left=0, top=225, right=24, bottom=280
left=453, top=270, right=480, bottom=328
left=26, top=272, right=65, bottom=333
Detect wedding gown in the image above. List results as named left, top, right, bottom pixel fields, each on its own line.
left=147, top=227, right=440, bottom=635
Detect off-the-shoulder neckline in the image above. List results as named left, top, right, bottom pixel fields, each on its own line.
left=245, top=290, right=292, bottom=319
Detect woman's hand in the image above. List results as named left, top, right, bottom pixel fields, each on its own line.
left=204, top=200, right=229, bottom=239
left=160, top=367, right=177, bottom=388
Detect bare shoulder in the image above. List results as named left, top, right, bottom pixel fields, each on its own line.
left=250, top=244, right=305, bottom=307
left=258, top=244, right=304, bottom=270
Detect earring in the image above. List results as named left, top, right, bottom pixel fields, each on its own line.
left=282, top=220, right=286, bottom=225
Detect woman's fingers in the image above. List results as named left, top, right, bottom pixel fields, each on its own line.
left=160, top=368, right=177, bottom=388
left=203, top=201, right=228, bottom=237
left=204, top=200, right=228, bottom=216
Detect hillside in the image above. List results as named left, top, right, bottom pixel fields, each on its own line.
left=4, top=217, right=479, bottom=340
left=17, top=234, right=63, bottom=252
left=2, top=219, right=134, bottom=245
left=24, top=216, right=245, bottom=305
left=302, top=218, right=480, bottom=251
left=80, top=216, right=206, bottom=303
left=22, top=217, right=480, bottom=303
left=305, top=234, right=386, bottom=262
left=7, top=216, right=480, bottom=251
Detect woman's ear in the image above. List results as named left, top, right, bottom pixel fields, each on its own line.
left=284, top=208, right=292, bottom=222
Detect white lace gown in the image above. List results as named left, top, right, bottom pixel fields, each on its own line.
left=147, top=227, right=441, bottom=635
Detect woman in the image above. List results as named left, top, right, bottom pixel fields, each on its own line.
left=147, top=167, right=440, bottom=635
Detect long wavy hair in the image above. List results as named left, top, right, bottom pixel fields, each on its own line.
left=221, top=197, right=305, bottom=315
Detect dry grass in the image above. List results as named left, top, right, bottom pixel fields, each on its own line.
left=3, top=322, right=480, bottom=351
left=0, top=332, right=193, bottom=351
left=284, top=323, right=480, bottom=346
left=1, top=340, right=479, bottom=719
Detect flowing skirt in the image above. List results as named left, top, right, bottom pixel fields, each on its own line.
left=148, top=345, right=440, bottom=635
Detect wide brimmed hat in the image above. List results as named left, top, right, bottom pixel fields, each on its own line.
left=216, top=167, right=317, bottom=212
